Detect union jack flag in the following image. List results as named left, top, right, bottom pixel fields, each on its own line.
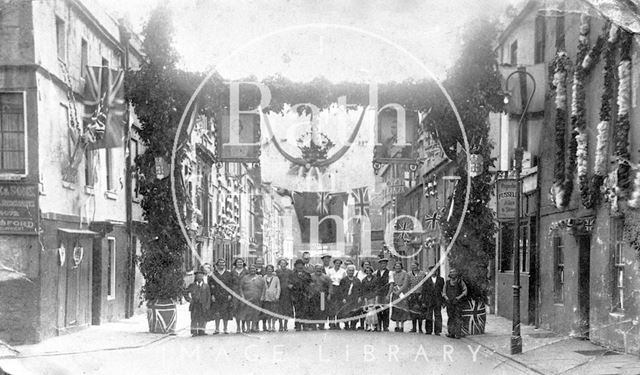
left=316, top=192, right=332, bottom=215
left=461, top=299, right=487, bottom=335
left=83, top=66, right=125, bottom=149
left=394, top=219, right=414, bottom=243
left=424, top=211, right=438, bottom=230
left=351, top=187, right=370, bottom=217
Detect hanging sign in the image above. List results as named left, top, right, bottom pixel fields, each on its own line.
left=496, top=179, right=518, bottom=220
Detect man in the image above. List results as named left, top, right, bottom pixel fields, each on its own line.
left=301, top=251, right=314, bottom=274
left=310, top=264, right=333, bottom=329
left=185, top=270, right=211, bottom=336
left=321, top=254, right=332, bottom=274
left=327, top=258, right=346, bottom=329
left=337, top=265, right=362, bottom=330
left=422, top=265, right=444, bottom=335
left=443, top=268, right=468, bottom=339
left=289, top=259, right=313, bottom=331
left=374, top=257, right=391, bottom=331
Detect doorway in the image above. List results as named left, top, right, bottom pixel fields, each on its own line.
left=577, top=234, right=590, bottom=338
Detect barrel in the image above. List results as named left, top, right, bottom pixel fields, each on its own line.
left=147, top=299, right=177, bottom=334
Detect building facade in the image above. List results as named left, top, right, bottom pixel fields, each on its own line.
left=494, top=0, right=640, bottom=354
left=0, top=0, right=146, bottom=344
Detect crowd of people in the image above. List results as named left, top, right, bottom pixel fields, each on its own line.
left=184, top=252, right=469, bottom=339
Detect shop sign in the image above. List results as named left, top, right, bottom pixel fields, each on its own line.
left=0, top=183, right=38, bottom=234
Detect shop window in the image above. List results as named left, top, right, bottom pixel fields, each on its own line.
left=0, top=93, right=26, bottom=174
left=612, top=218, right=625, bottom=311
left=500, top=222, right=514, bottom=271
left=553, top=236, right=564, bottom=303
left=107, top=237, right=116, bottom=300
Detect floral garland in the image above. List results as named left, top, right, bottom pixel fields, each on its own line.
left=574, top=15, right=591, bottom=208
left=548, top=216, right=595, bottom=236
left=549, top=52, right=572, bottom=209
left=589, top=25, right=619, bottom=207
left=615, top=31, right=633, bottom=199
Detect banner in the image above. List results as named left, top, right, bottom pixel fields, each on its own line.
left=0, top=183, right=38, bottom=235
left=292, top=191, right=347, bottom=243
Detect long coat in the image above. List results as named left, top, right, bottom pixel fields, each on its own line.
left=186, top=281, right=211, bottom=312
left=209, top=269, right=234, bottom=320
left=390, top=270, right=410, bottom=321
left=374, top=268, right=391, bottom=303
left=276, top=268, right=294, bottom=316
left=289, top=270, right=313, bottom=319
left=337, top=276, right=362, bottom=318
left=238, top=274, right=265, bottom=321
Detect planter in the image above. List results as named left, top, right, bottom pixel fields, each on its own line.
left=147, top=299, right=177, bottom=334
left=461, top=299, right=486, bottom=335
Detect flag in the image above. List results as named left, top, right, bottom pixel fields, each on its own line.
left=316, top=192, right=332, bottom=215
left=424, top=211, right=438, bottom=230
left=292, top=191, right=347, bottom=243
left=461, top=299, right=487, bottom=335
left=351, top=187, right=370, bottom=217
left=83, top=66, right=125, bottom=149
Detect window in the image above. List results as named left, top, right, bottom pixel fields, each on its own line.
left=555, top=11, right=565, bottom=50
left=85, top=149, right=94, bottom=187
left=56, top=16, right=66, bottom=61
left=500, top=222, right=514, bottom=271
left=101, top=57, right=109, bottom=68
left=553, top=236, right=564, bottom=303
left=107, top=237, right=116, bottom=300
left=520, top=224, right=529, bottom=272
left=613, top=218, right=625, bottom=311
left=80, top=39, right=88, bottom=78
left=510, top=40, right=518, bottom=66
left=534, top=15, right=546, bottom=63
left=105, top=147, right=113, bottom=190
left=0, top=93, right=25, bottom=174
left=130, top=139, right=139, bottom=198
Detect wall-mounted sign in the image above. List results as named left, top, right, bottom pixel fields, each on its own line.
left=0, top=183, right=38, bottom=235
left=496, top=179, right=517, bottom=220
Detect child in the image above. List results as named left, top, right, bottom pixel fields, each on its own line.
left=185, top=270, right=211, bottom=336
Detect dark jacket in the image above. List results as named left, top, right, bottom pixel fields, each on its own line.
left=374, top=268, right=390, bottom=300
left=421, top=275, right=445, bottom=307
left=361, top=275, right=378, bottom=300
left=289, top=269, right=313, bottom=302
left=209, top=270, right=234, bottom=301
left=337, top=276, right=362, bottom=305
left=185, top=281, right=211, bottom=311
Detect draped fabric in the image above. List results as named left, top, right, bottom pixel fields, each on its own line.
left=83, top=66, right=125, bottom=149
left=292, top=191, right=348, bottom=243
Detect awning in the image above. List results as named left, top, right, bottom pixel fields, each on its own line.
left=57, top=228, right=100, bottom=237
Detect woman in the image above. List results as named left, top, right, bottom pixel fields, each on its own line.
left=359, top=266, right=378, bottom=331
left=407, top=261, right=426, bottom=333
left=209, top=259, right=234, bottom=334
left=231, top=258, right=248, bottom=333
left=356, top=260, right=372, bottom=281
left=389, top=261, right=410, bottom=332
left=275, top=259, right=293, bottom=331
left=239, top=264, right=265, bottom=333
left=261, top=264, right=281, bottom=332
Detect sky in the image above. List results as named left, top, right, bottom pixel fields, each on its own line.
left=101, top=0, right=525, bottom=82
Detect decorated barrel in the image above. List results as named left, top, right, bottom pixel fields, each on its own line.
left=461, top=299, right=486, bottom=335
left=147, top=299, right=177, bottom=334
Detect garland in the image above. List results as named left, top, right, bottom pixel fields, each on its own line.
left=574, top=15, right=590, bottom=208
left=549, top=51, right=571, bottom=209
left=589, top=25, right=619, bottom=207
left=615, top=31, right=633, bottom=199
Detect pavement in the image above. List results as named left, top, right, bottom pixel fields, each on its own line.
left=0, top=304, right=638, bottom=375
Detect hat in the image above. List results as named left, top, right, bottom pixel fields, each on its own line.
left=194, top=269, right=205, bottom=275
left=377, top=257, right=389, bottom=263
left=320, top=253, right=332, bottom=259
left=277, top=258, right=289, bottom=265
left=333, top=258, right=343, bottom=264
left=294, top=259, right=305, bottom=267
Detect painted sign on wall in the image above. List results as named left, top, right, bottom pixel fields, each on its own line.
left=0, top=183, right=38, bottom=234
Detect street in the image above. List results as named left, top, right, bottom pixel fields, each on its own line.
left=0, top=328, right=533, bottom=375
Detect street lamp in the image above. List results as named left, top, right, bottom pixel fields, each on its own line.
left=503, top=66, right=536, bottom=355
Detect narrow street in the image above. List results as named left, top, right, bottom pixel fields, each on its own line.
left=1, top=329, right=532, bottom=375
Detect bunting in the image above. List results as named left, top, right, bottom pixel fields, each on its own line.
left=83, top=66, right=125, bottom=149
left=292, top=191, right=348, bottom=243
